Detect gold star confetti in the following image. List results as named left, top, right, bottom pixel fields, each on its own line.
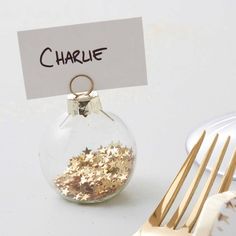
left=61, top=188, right=69, bottom=195
left=83, top=147, right=92, bottom=154
left=54, top=142, right=135, bottom=203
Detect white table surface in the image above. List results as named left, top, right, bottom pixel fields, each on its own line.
left=1, top=0, right=236, bottom=235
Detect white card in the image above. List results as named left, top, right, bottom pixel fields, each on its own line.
left=17, top=17, right=147, bottom=99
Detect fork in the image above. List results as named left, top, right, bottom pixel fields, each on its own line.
left=133, top=131, right=236, bottom=235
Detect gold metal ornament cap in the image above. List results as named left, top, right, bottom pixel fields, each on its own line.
left=67, top=92, right=102, bottom=117
left=67, top=74, right=102, bottom=117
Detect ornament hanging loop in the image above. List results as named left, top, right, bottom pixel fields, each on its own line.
left=69, top=74, right=94, bottom=98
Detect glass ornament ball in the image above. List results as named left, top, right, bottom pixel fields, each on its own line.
left=39, top=95, right=136, bottom=204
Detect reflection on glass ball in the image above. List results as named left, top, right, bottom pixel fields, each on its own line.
left=39, top=111, right=136, bottom=204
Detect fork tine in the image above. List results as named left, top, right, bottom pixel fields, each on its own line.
left=149, top=131, right=206, bottom=226
left=167, top=134, right=219, bottom=229
left=184, top=136, right=230, bottom=232
left=218, top=149, right=236, bottom=193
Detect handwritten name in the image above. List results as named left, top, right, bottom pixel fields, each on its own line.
left=40, top=47, right=108, bottom=68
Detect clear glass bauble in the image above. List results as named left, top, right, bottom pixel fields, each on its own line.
left=39, top=110, right=136, bottom=204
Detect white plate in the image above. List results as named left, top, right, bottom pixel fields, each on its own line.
left=186, top=113, right=236, bottom=179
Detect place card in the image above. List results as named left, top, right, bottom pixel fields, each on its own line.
left=18, top=17, right=147, bottom=99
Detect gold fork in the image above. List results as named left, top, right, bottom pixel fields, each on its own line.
left=133, top=131, right=236, bottom=236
